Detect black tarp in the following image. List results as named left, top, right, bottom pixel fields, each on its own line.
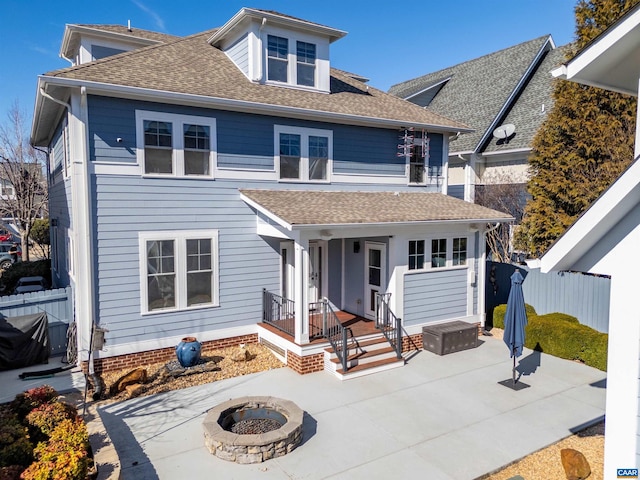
left=0, top=312, right=50, bottom=370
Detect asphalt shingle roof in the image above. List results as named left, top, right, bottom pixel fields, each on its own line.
left=72, top=24, right=179, bottom=43
left=240, top=189, right=513, bottom=226
left=389, top=36, right=553, bottom=153
left=45, top=29, right=468, bottom=131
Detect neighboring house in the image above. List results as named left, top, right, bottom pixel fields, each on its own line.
left=31, top=8, right=511, bottom=378
left=389, top=36, right=566, bottom=207
left=541, top=5, right=640, bottom=478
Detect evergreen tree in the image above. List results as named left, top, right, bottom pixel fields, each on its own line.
left=516, top=0, right=638, bottom=257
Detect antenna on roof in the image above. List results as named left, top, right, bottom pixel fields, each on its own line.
left=492, top=124, right=516, bottom=143
left=127, top=20, right=132, bottom=31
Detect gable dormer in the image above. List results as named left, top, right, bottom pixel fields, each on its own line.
left=208, top=8, right=346, bottom=93
left=60, top=24, right=176, bottom=66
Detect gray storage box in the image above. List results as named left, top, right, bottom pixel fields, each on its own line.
left=422, top=321, right=478, bottom=355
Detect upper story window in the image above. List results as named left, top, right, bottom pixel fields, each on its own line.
left=136, top=111, right=216, bottom=178
left=266, top=35, right=317, bottom=88
left=267, top=35, right=288, bottom=82
left=275, top=125, right=332, bottom=182
left=296, top=41, right=316, bottom=87
left=453, top=237, right=467, bottom=266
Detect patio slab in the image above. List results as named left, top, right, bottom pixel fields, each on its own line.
left=92, top=336, right=605, bottom=480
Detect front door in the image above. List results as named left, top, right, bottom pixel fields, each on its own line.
left=308, top=241, right=322, bottom=304
left=365, top=242, right=386, bottom=319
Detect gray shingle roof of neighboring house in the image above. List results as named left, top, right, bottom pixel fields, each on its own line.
left=72, top=24, right=180, bottom=43
left=45, top=28, right=468, bottom=132
left=240, top=189, right=513, bottom=226
left=483, top=45, right=569, bottom=153
left=389, top=35, right=555, bottom=154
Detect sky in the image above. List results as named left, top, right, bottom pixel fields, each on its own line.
left=0, top=0, right=577, bottom=129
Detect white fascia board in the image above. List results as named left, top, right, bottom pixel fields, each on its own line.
left=37, top=76, right=470, bottom=133
left=541, top=157, right=640, bottom=272
left=209, top=8, right=347, bottom=45
left=60, top=24, right=162, bottom=59
left=239, top=193, right=294, bottom=231
left=290, top=217, right=513, bottom=230
left=474, top=37, right=554, bottom=153
left=551, top=64, right=567, bottom=79
left=482, top=147, right=531, bottom=157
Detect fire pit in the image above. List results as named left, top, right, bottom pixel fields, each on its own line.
left=203, top=396, right=304, bottom=464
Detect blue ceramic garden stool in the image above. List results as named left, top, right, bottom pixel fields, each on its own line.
left=175, top=337, right=202, bottom=367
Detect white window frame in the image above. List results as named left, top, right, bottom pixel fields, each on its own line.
left=274, top=125, right=332, bottom=183
left=452, top=236, right=468, bottom=266
left=139, top=229, right=219, bottom=314
left=264, top=32, right=318, bottom=89
left=135, top=110, right=217, bottom=178
left=408, top=239, right=425, bottom=271
left=405, top=236, right=471, bottom=272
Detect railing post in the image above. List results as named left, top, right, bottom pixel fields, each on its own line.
left=341, top=326, right=348, bottom=372
left=396, top=317, right=402, bottom=358
left=322, top=299, right=327, bottom=337
left=262, top=288, right=266, bottom=322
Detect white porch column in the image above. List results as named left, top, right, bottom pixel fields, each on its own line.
left=477, top=228, right=487, bottom=328
left=294, top=234, right=310, bottom=345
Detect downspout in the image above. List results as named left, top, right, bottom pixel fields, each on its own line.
left=40, top=87, right=71, bottom=110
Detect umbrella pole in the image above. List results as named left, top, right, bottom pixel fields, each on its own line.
left=512, top=351, right=516, bottom=385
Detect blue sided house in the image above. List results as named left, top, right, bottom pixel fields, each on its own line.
left=31, top=8, right=512, bottom=378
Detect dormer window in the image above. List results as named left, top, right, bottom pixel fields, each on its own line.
left=296, top=41, right=316, bottom=87
left=267, top=35, right=288, bottom=82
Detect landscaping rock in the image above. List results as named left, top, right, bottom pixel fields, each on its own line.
left=561, top=448, right=591, bottom=480
left=125, top=384, right=144, bottom=398
left=112, top=368, right=147, bottom=394
left=231, top=346, right=253, bottom=362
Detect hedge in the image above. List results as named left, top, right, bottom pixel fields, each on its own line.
left=493, top=305, right=608, bottom=371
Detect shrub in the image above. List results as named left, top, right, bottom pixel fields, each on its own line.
left=10, top=386, right=58, bottom=421
left=1, top=259, right=51, bottom=296
left=493, top=306, right=608, bottom=371
left=26, top=402, right=77, bottom=443
left=22, top=418, right=90, bottom=480
left=492, top=303, right=537, bottom=329
left=0, top=406, right=33, bottom=468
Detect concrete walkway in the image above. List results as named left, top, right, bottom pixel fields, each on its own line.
left=93, top=336, right=605, bottom=480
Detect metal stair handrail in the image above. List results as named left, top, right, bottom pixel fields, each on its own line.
left=375, top=293, right=403, bottom=359
left=317, top=298, right=349, bottom=372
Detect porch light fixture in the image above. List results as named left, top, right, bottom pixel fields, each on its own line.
left=320, top=230, right=333, bottom=241
left=353, top=241, right=360, bottom=253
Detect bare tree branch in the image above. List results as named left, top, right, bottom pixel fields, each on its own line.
left=0, top=101, right=48, bottom=261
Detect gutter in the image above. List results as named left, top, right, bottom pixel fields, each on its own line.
left=36, top=76, right=472, bottom=134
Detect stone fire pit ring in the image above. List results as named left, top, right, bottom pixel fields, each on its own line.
left=203, top=396, right=304, bottom=464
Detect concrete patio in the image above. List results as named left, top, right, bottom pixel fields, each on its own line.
left=89, top=335, right=606, bottom=480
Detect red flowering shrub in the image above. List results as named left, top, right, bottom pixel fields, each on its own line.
left=0, top=406, right=33, bottom=469
left=10, top=387, right=58, bottom=421
left=25, top=403, right=77, bottom=444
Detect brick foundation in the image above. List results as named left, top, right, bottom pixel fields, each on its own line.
left=83, top=334, right=259, bottom=374
left=285, top=350, right=324, bottom=375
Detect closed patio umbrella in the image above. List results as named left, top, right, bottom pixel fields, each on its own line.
left=500, top=269, right=529, bottom=390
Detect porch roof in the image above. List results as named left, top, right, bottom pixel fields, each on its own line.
left=240, top=189, right=513, bottom=229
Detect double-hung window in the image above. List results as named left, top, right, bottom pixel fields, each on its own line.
left=140, top=230, right=219, bottom=313
left=296, top=41, right=316, bottom=87
left=137, top=111, right=216, bottom=177
left=408, top=240, right=425, bottom=270
left=275, top=126, right=332, bottom=182
left=267, top=35, right=288, bottom=82
left=408, top=131, right=430, bottom=185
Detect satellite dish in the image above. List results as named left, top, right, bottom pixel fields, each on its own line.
left=492, top=124, right=516, bottom=140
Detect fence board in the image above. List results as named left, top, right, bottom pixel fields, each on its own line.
left=486, top=262, right=610, bottom=333
left=0, top=287, right=73, bottom=355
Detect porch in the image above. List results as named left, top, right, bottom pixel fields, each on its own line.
left=261, top=289, right=405, bottom=377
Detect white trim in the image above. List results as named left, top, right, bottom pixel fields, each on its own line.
left=331, top=173, right=407, bottom=185
left=214, top=168, right=278, bottom=181
left=138, top=229, right=220, bottom=314
left=274, top=124, right=333, bottom=182
left=364, top=241, right=386, bottom=319
left=482, top=147, right=531, bottom=157
left=135, top=110, right=217, bottom=178
left=33, top=76, right=470, bottom=146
